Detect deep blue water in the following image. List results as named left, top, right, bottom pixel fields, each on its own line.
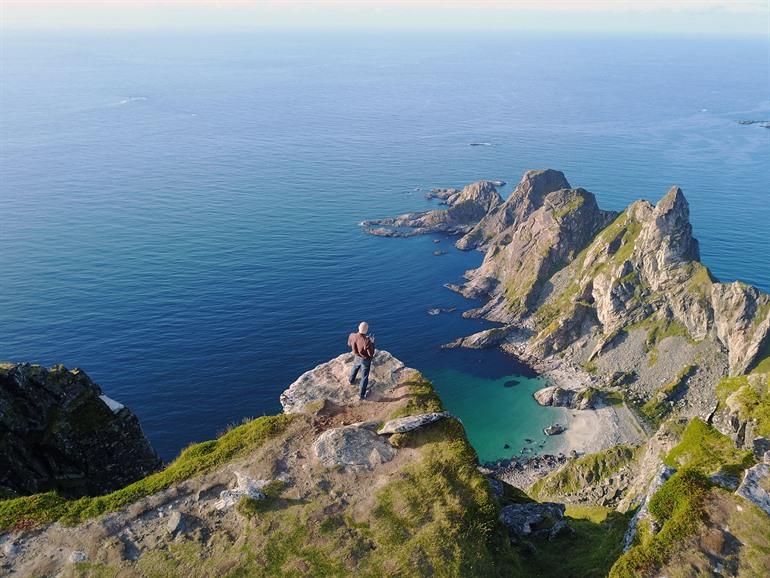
left=1, top=31, right=768, bottom=461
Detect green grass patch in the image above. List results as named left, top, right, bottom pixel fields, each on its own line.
left=388, top=373, right=444, bottom=419
left=236, top=480, right=288, bottom=517
left=370, top=418, right=520, bottom=576
left=564, top=504, right=614, bottom=524
left=609, top=468, right=711, bottom=578
left=553, top=193, right=586, bottom=219
left=0, top=413, right=295, bottom=531
left=716, top=372, right=770, bottom=437
left=664, top=418, right=755, bottom=477
left=531, top=445, right=638, bottom=499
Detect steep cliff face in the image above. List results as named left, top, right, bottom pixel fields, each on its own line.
left=0, top=363, right=160, bottom=498
left=455, top=186, right=617, bottom=322
left=530, top=185, right=770, bottom=381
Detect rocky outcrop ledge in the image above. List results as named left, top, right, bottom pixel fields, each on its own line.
left=0, top=363, right=160, bottom=498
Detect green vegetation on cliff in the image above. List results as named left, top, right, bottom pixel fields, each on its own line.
left=525, top=506, right=631, bottom=578
left=531, top=445, right=638, bottom=500
left=369, top=419, right=519, bottom=576
left=609, top=468, right=711, bottom=578
left=0, top=413, right=295, bottom=531
left=717, top=372, right=770, bottom=437
left=664, top=418, right=755, bottom=476
left=113, top=418, right=521, bottom=578
left=388, top=373, right=444, bottom=419
left=534, top=209, right=644, bottom=333
left=638, top=364, right=696, bottom=425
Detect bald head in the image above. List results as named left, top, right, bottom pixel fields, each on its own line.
left=358, top=321, right=369, bottom=334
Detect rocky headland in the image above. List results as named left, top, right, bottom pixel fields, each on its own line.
left=363, top=167, right=770, bottom=576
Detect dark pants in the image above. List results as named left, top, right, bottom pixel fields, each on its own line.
left=349, top=355, right=372, bottom=399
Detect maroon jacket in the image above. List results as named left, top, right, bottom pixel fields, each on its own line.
left=348, top=332, right=375, bottom=359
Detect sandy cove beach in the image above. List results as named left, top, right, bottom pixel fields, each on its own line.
left=502, top=342, right=647, bottom=457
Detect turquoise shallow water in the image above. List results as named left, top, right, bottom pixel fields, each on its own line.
left=1, top=31, right=768, bottom=461
left=427, top=367, right=565, bottom=463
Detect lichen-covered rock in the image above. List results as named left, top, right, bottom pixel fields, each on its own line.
left=499, top=501, right=569, bottom=540
left=0, top=363, right=160, bottom=498
left=377, top=412, right=449, bottom=435
left=312, top=425, right=396, bottom=468
left=279, top=350, right=410, bottom=413
left=735, top=462, right=770, bottom=516
left=214, top=471, right=270, bottom=510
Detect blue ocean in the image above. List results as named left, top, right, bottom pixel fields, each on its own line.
left=1, top=31, right=768, bottom=462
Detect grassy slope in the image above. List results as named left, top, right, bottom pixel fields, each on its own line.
left=664, top=418, right=755, bottom=476
left=530, top=445, right=638, bottom=500
left=524, top=506, right=631, bottom=578
left=610, top=418, right=760, bottom=577
left=0, top=413, right=296, bottom=531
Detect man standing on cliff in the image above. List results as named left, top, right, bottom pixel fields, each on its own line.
left=348, top=321, right=375, bottom=400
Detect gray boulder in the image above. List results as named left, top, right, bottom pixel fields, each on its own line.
left=214, top=471, right=270, bottom=511
left=543, top=424, right=566, bottom=436
left=166, top=511, right=187, bottom=536
left=499, top=502, right=569, bottom=540
left=533, top=385, right=600, bottom=410
left=736, top=462, right=770, bottom=516
left=378, top=412, right=450, bottom=435
left=313, top=426, right=396, bottom=469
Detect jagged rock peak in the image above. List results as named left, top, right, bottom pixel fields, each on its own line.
left=638, top=186, right=700, bottom=269
left=0, top=363, right=161, bottom=498
left=515, top=169, right=572, bottom=201
left=456, top=169, right=571, bottom=250
left=455, top=179, right=501, bottom=207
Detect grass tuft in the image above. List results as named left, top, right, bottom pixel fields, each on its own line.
left=663, top=417, right=755, bottom=476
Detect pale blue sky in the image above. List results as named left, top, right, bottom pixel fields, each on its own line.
left=2, top=1, right=769, bottom=36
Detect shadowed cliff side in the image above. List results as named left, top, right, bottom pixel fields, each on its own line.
left=0, top=363, right=160, bottom=499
